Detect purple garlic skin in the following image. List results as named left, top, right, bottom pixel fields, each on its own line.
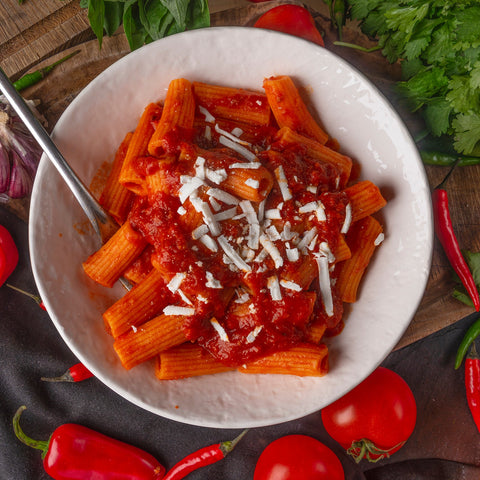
left=0, top=95, right=44, bottom=200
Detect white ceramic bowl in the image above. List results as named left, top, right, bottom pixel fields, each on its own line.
left=29, top=27, right=433, bottom=428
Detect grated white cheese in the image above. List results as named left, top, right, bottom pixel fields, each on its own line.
left=286, top=247, right=300, bottom=262
left=297, top=227, right=318, bottom=251
left=209, top=196, right=222, bottom=212
left=247, top=223, right=260, bottom=250
left=280, top=279, right=302, bottom=291
left=219, top=135, right=257, bottom=162
left=206, top=271, right=223, bottom=289
left=231, top=127, right=243, bottom=137
left=177, top=289, right=193, bottom=306
left=167, top=273, right=186, bottom=293
left=245, top=178, right=260, bottom=189
left=178, top=176, right=205, bottom=204
left=319, top=242, right=335, bottom=263
left=274, top=165, right=292, bottom=201
left=205, top=125, right=212, bottom=141
left=246, top=325, right=263, bottom=343
left=190, top=196, right=221, bottom=236
left=266, top=225, right=281, bottom=242
left=307, top=185, right=317, bottom=194
left=316, top=255, right=334, bottom=317
left=235, top=290, right=250, bottom=304
left=177, top=206, right=187, bottom=215
left=199, top=105, right=215, bottom=123
left=239, top=200, right=259, bottom=225
left=259, top=234, right=283, bottom=268
left=210, top=318, right=230, bottom=342
left=198, top=234, right=218, bottom=252
left=215, top=124, right=251, bottom=146
left=163, top=305, right=195, bottom=316
left=195, top=156, right=206, bottom=180
left=341, top=203, right=352, bottom=234
left=213, top=207, right=238, bottom=221
left=192, top=224, right=209, bottom=240
left=207, top=187, right=240, bottom=205
left=267, top=275, right=282, bottom=301
left=218, top=235, right=252, bottom=272
left=374, top=233, right=385, bottom=246
left=265, top=208, right=282, bottom=220
left=229, top=162, right=261, bottom=169
left=206, top=168, right=228, bottom=185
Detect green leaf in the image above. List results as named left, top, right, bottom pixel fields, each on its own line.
left=186, top=0, right=210, bottom=30
left=123, top=0, right=148, bottom=50
left=455, top=6, right=480, bottom=45
left=88, top=0, right=106, bottom=48
left=159, top=0, right=189, bottom=31
left=104, top=1, right=124, bottom=36
left=423, top=98, right=452, bottom=136
left=452, top=250, right=480, bottom=308
left=138, top=0, right=173, bottom=40
left=452, top=112, right=480, bottom=155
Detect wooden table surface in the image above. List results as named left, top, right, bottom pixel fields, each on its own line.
left=2, top=0, right=479, bottom=349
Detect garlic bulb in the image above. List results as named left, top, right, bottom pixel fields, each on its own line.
left=0, top=95, right=44, bottom=200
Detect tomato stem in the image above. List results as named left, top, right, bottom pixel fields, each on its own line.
left=348, top=439, right=405, bottom=463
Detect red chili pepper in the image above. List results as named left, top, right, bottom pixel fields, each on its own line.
left=13, top=406, right=165, bottom=480
left=253, top=5, right=325, bottom=47
left=432, top=165, right=480, bottom=311
left=163, top=429, right=248, bottom=480
left=41, top=363, right=94, bottom=383
left=0, top=224, right=19, bottom=287
left=466, top=343, right=480, bottom=433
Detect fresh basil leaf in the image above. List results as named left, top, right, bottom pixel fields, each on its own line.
left=88, top=0, right=106, bottom=48
left=159, top=0, right=189, bottom=31
left=138, top=0, right=172, bottom=40
left=452, top=250, right=480, bottom=307
left=104, top=1, right=124, bottom=36
left=123, top=0, right=148, bottom=50
left=187, top=0, right=210, bottom=30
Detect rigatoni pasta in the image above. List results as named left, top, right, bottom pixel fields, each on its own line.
left=83, top=75, right=387, bottom=380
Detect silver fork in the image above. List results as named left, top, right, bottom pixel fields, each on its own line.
left=0, top=66, right=131, bottom=290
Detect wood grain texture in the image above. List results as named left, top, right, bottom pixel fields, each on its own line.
left=1, top=0, right=479, bottom=348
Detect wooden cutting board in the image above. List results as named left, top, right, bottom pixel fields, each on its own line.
left=2, top=0, right=480, bottom=349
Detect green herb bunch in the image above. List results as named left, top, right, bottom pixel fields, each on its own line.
left=348, top=0, right=480, bottom=157
left=80, top=0, right=210, bottom=51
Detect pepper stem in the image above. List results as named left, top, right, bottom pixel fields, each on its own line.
left=13, top=406, right=50, bottom=459
left=6, top=283, right=43, bottom=306
left=434, top=157, right=461, bottom=190
left=219, top=429, right=249, bottom=456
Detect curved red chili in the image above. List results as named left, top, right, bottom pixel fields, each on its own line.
left=432, top=167, right=480, bottom=312
left=41, top=363, right=94, bottom=383
left=163, top=429, right=248, bottom=480
left=466, top=343, right=480, bottom=433
left=0, top=224, right=19, bottom=287
left=13, top=406, right=165, bottom=480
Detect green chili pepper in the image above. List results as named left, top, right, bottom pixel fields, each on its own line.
left=13, top=51, right=80, bottom=91
left=420, top=151, right=480, bottom=167
left=455, top=313, right=480, bottom=369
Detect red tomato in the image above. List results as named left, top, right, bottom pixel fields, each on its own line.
left=254, top=434, right=344, bottom=480
left=0, top=224, right=19, bottom=286
left=253, top=5, right=325, bottom=47
left=321, top=367, right=417, bottom=462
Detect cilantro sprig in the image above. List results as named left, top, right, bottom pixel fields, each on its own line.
left=347, top=0, right=480, bottom=157
left=80, top=0, right=210, bottom=51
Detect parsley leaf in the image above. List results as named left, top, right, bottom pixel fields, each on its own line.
left=348, top=0, right=480, bottom=157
